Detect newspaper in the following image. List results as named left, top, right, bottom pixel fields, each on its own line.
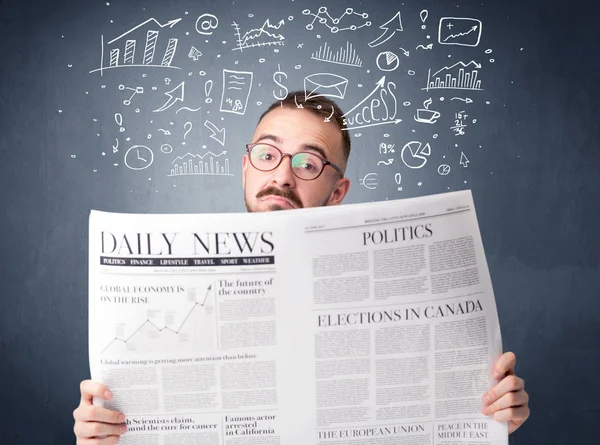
left=89, top=190, right=507, bottom=445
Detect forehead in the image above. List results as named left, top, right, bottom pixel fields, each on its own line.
left=252, top=107, right=344, bottom=160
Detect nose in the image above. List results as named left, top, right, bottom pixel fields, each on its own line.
left=270, top=154, right=297, bottom=188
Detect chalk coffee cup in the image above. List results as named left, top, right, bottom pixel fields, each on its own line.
left=415, top=109, right=441, bottom=123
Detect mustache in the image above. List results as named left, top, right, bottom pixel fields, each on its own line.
left=256, top=186, right=303, bottom=208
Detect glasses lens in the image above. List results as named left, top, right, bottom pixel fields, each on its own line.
left=291, top=153, right=323, bottom=180
left=250, top=144, right=281, bottom=171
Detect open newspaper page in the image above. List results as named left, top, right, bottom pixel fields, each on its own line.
left=89, top=210, right=295, bottom=445
left=287, top=190, right=507, bottom=445
left=89, top=189, right=507, bottom=445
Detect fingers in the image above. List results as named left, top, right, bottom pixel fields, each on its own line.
left=482, top=374, right=524, bottom=405
left=74, top=418, right=127, bottom=441
left=482, top=384, right=528, bottom=415
left=80, top=380, right=113, bottom=405
left=76, top=434, right=121, bottom=445
left=481, top=373, right=530, bottom=432
left=74, top=404, right=125, bottom=424
left=492, top=352, right=516, bottom=379
left=74, top=381, right=126, bottom=442
left=489, top=405, right=530, bottom=424
left=481, top=356, right=530, bottom=433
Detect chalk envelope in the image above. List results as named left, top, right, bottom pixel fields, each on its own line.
left=304, top=73, right=348, bottom=100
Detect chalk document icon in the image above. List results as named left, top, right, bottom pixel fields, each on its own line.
left=220, top=70, right=253, bottom=115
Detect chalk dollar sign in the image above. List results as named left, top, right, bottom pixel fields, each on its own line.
left=272, top=64, right=288, bottom=101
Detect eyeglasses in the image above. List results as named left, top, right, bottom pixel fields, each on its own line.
left=245, top=143, right=344, bottom=181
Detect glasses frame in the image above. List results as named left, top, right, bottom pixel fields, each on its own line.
left=245, top=143, right=344, bottom=181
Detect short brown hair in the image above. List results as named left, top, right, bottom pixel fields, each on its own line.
left=257, top=90, right=351, bottom=166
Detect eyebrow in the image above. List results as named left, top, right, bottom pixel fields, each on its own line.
left=254, top=133, right=329, bottom=160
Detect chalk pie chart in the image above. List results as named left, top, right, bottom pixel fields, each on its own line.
left=401, top=141, right=431, bottom=169
left=376, top=51, right=400, bottom=72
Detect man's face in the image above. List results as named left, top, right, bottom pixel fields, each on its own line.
left=242, top=107, right=351, bottom=212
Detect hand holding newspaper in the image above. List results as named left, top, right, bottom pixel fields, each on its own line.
left=88, top=190, right=508, bottom=445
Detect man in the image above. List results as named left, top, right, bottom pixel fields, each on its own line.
left=74, top=92, right=530, bottom=443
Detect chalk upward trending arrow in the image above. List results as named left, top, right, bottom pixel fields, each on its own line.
left=368, top=11, right=403, bottom=48
left=107, top=17, right=182, bottom=45
left=342, top=76, right=386, bottom=117
left=153, top=82, right=185, bottom=113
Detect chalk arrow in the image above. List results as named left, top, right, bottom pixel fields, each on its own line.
left=204, top=120, right=226, bottom=146
left=368, top=11, right=403, bottom=48
left=342, top=119, right=402, bottom=131
left=451, top=97, right=474, bottom=104
left=460, top=151, right=470, bottom=167
left=153, top=82, right=185, bottom=113
left=342, top=76, right=386, bottom=117
left=324, top=106, right=335, bottom=122
left=398, top=47, right=410, bottom=57
left=107, top=18, right=182, bottom=45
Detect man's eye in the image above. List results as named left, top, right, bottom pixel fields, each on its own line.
left=299, top=162, right=316, bottom=171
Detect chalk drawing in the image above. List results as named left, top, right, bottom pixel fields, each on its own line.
left=368, top=11, right=403, bottom=48
left=169, top=152, right=233, bottom=176
left=451, top=110, right=469, bottom=136
left=153, top=81, right=185, bottom=113
left=205, top=80, right=213, bottom=103
left=359, top=172, right=378, bottom=190
left=304, top=72, right=348, bottom=100
left=395, top=173, right=402, bottom=191
left=416, top=43, right=433, bottom=51
left=438, top=164, right=451, bottom=175
left=438, top=17, right=482, bottom=47
left=311, top=42, right=362, bottom=67
left=232, top=19, right=285, bottom=52
left=376, top=50, right=400, bottom=72
left=414, top=98, right=441, bottom=124
left=423, top=61, right=483, bottom=91
left=204, top=120, right=226, bottom=146
left=90, top=18, right=182, bottom=75
left=175, top=106, right=202, bottom=115
left=401, top=141, right=431, bottom=169
left=420, top=10, right=428, bottom=29
left=451, top=97, right=473, bottom=103
left=124, top=145, right=154, bottom=170
left=342, top=76, right=401, bottom=130
left=273, top=64, right=289, bottom=100
left=379, top=143, right=395, bottom=154
left=188, top=46, right=202, bottom=60
left=460, top=152, right=470, bottom=167
left=118, top=84, right=144, bottom=105
left=182, top=122, right=192, bottom=145
left=220, top=69, right=253, bottom=115
left=302, top=7, right=370, bottom=33
left=196, top=14, right=219, bottom=35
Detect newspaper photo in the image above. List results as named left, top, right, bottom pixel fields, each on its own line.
left=88, top=190, right=508, bottom=445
